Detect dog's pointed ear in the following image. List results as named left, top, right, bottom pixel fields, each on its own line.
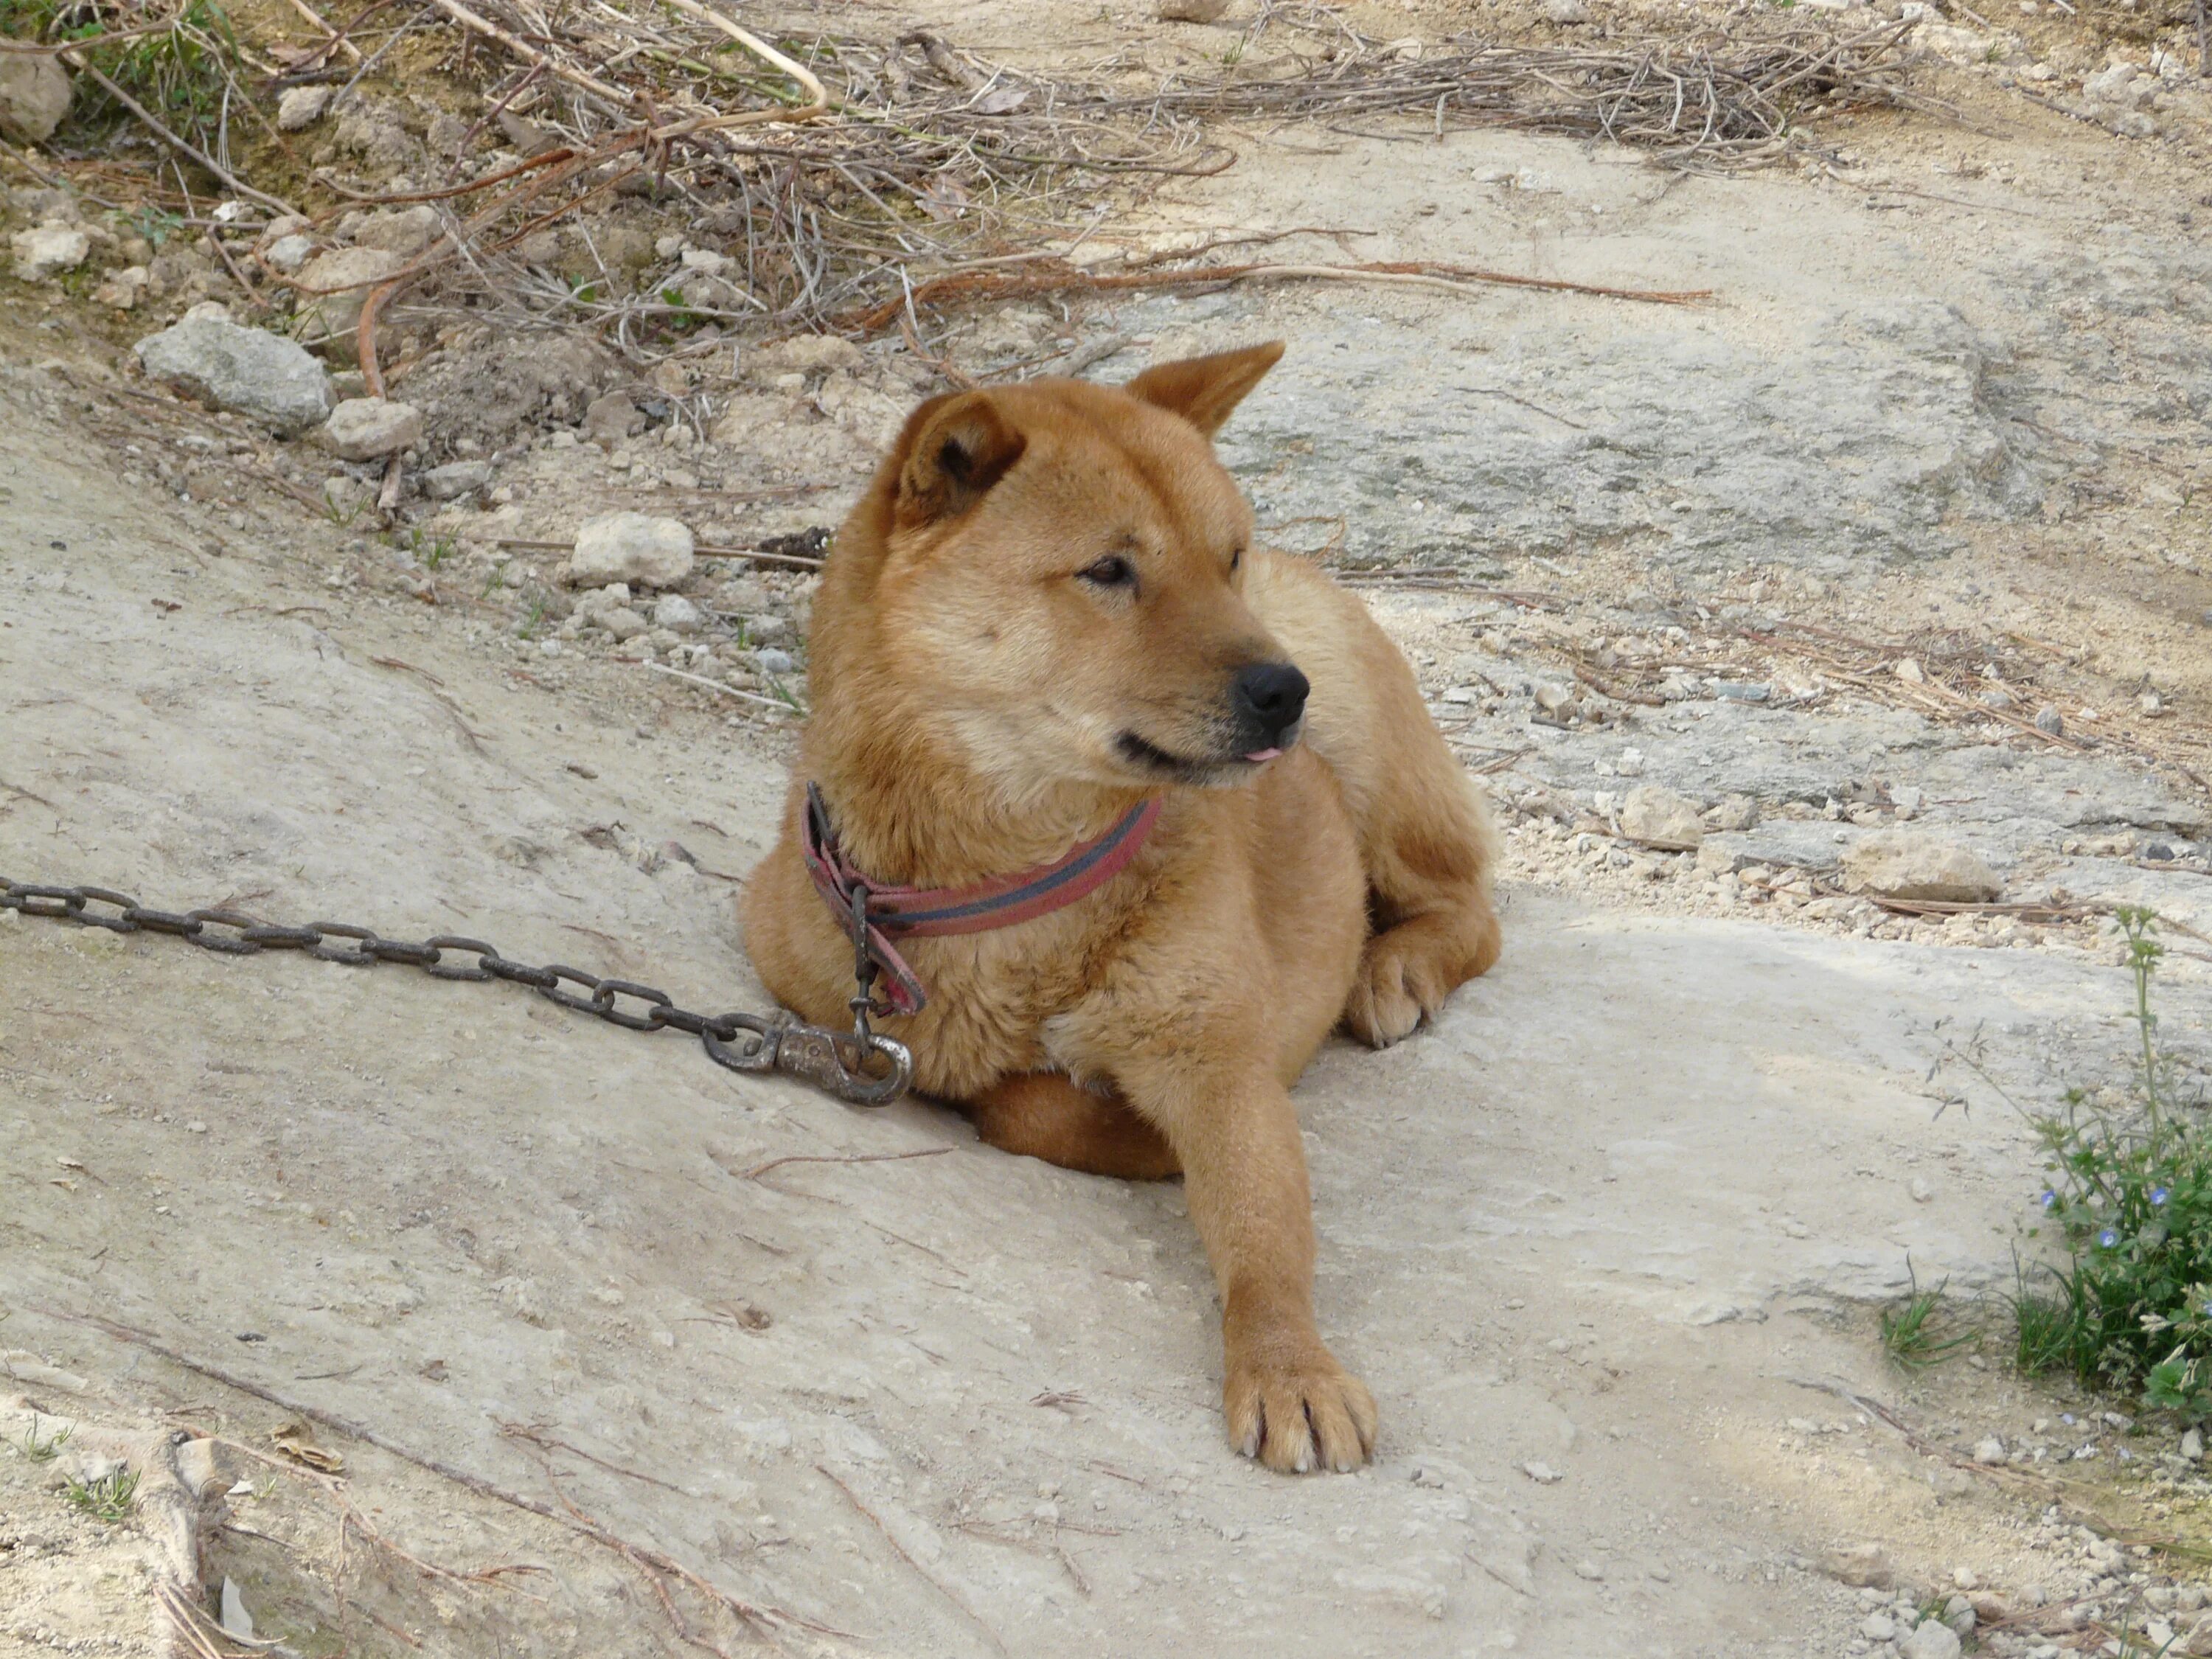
left=892, top=390, right=1028, bottom=532
left=1124, top=341, right=1285, bottom=437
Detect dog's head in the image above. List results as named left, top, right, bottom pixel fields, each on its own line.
left=824, top=342, right=1304, bottom=796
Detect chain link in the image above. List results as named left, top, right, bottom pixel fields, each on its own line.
left=2, top=877, right=912, bottom=1107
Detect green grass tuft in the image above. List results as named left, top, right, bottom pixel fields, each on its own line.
left=1879, top=1262, right=1977, bottom=1372
left=17, top=1421, right=72, bottom=1462
left=62, top=1465, right=139, bottom=1523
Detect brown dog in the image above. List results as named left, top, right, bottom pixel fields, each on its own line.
left=741, top=343, right=1500, bottom=1472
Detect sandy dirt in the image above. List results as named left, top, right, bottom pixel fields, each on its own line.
left=6, top=2, right=2212, bottom=1656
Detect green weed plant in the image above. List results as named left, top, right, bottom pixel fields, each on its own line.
left=2014, top=908, right=2212, bottom=1419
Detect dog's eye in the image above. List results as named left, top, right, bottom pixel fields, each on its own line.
left=1077, top=554, right=1137, bottom=590
left=1230, top=545, right=1244, bottom=573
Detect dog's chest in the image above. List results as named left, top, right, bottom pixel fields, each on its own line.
left=899, top=922, right=1104, bottom=1096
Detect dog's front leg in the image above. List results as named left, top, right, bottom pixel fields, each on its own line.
left=1122, top=1055, right=1376, bottom=1473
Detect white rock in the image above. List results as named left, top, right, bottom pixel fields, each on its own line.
left=318, top=397, right=424, bottom=461
left=1972, top=1436, right=2006, bottom=1463
left=10, top=223, right=88, bottom=281
left=295, top=246, right=407, bottom=349
left=134, top=314, right=335, bottom=435
left=1840, top=830, right=2000, bottom=903
left=2183, top=1427, right=2203, bottom=1461
left=1901, top=1619, right=1962, bottom=1659
left=421, top=459, right=492, bottom=500
left=2083, top=63, right=2153, bottom=109
left=1520, top=1460, right=1562, bottom=1484
left=568, top=512, right=695, bottom=588
left=352, top=204, right=441, bottom=257
left=92, top=265, right=148, bottom=309
left=1863, top=1613, right=1899, bottom=1641
left=599, top=608, right=647, bottom=641
left=261, top=233, right=315, bottom=274
left=653, top=594, right=703, bottom=633
left=1156, top=0, right=1230, bottom=20
left=750, top=334, right=864, bottom=378
left=1543, top=0, right=1590, bottom=18
left=1618, top=785, right=1705, bottom=850
left=580, top=582, right=632, bottom=613
left=1910, top=1176, right=1936, bottom=1203
left=1818, top=1543, right=1894, bottom=1588
left=0, top=48, right=72, bottom=145
left=276, top=84, right=332, bottom=130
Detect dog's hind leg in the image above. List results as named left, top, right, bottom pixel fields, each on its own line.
left=1342, top=787, right=1501, bottom=1048
left=968, top=1072, right=1183, bottom=1180
left=1244, top=552, right=1501, bottom=1048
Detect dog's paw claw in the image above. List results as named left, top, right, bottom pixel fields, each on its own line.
left=1225, top=1344, right=1377, bottom=1474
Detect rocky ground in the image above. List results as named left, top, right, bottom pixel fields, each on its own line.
left=6, top=0, right=2212, bottom=1654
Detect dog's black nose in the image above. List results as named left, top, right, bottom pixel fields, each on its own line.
left=1232, top=661, right=1310, bottom=741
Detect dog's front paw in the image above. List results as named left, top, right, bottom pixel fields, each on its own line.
left=1344, top=929, right=1436, bottom=1048
left=1224, top=1329, right=1377, bottom=1474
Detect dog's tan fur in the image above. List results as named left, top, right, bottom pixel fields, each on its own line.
left=742, top=344, right=1500, bottom=1472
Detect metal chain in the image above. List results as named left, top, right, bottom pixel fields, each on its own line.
left=1, top=877, right=912, bottom=1107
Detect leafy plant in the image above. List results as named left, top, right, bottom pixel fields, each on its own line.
left=126, top=205, right=185, bottom=249
left=2014, top=909, right=2212, bottom=1416
left=0, top=0, right=248, bottom=156
left=63, top=1465, right=139, bottom=1523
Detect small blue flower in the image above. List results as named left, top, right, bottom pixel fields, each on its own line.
left=2041, top=1189, right=2059, bottom=1210
left=2099, top=1229, right=2119, bottom=1249
left=2152, top=1187, right=2171, bottom=1206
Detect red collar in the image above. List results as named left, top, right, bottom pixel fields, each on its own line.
left=801, top=782, right=1162, bottom=1018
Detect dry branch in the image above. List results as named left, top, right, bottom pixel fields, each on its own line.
left=1127, top=14, right=1939, bottom=173
left=846, top=255, right=1710, bottom=333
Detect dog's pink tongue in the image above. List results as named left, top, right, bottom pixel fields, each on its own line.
left=1242, top=747, right=1283, bottom=762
